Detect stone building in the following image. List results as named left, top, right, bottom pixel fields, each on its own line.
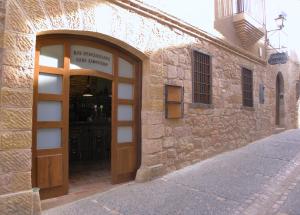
left=0, top=0, right=299, bottom=213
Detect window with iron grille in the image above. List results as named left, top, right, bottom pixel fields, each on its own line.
left=193, top=51, right=211, bottom=104
left=242, top=68, right=253, bottom=107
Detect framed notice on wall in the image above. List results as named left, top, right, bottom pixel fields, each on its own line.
left=165, top=85, right=184, bottom=119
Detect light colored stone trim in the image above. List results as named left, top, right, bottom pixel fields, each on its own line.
left=111, top=0, right=267, bottom=65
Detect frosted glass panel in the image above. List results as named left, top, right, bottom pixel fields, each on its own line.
left=117, top=126, right=132, bottom=143
left=70, top=45, right=113, bottom=74
left=38, top=73, right=62, bottom=95
left=37, top=101, right=62, bottom=121
left=37, top=128, right=61, bottom=149
left=118, top=105, right=133, bottom=121
left=119, top=58, right=134, bottom=78
left=39, top=45, right=64, bottom=68
left=118, top=83, right=133, bottom=99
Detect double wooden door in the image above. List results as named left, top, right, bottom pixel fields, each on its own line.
left=32, top=36, right=140, bottom=199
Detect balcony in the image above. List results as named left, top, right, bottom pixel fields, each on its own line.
left=232, top=0, right=265, bottom=47
left=215, top=0, right=266, bottom=49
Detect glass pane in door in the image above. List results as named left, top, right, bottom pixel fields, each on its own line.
left=117, top=126, right=132, bottom=143
left=119, top=58, right=134, bottom=78
left=39, top=45, right=64, bottom=68
left=118, top=105, right=133, bottom=121
left=118, top=83, right=133, bottom=100
left=38, top=73, right=62, bottom=95
left=37, top=101, right=62, bottom=121
left=37, top=128, right=62, bottom=149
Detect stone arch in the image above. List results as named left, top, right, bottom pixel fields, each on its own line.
left=276, top=72, right=285, bottom=127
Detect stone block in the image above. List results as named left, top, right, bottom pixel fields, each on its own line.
left=167, top=149, right=177, bottom=158
left=150, top=75, right=163, bottom=85
left=0, top=172, right=31, bottom=195
left=18, top=0, right=50, bottom=30
left=41, top=0, right=64, bottom=28
left=149, top=85, right=163, bottom=100
left=150, top=99, right=164, bottom=111
left=63, top=1, right=81, bottom=29
left=142, top=139, right=162, bottom=154
left=163, top=137, right=175, bottom=148
left=5, top=1, right=34, bottom=34
left=0, top=150, right=31, bottom=173
left=3, top=50, right=34, bottom=69
left=150, top=51, right=163, bottom=64
left=143, top=153, right=161, bottom=166
left=163, top=50, right=178, bottom=65
left=149, top=164, right=165, bottom=178
left=2, top=66, right=33, bottom=89
left=145, top=124, right=164, bottom=139
left=3, top=33, right=14, bottom=50
left=3, top=33, right=34, bottom=52
left=142, top=111, right=163, bottom=125
left=15, top=35, right=34, bottom=53
left=1, top=108, right=32, bottom=130
left=150, top=62, right=163, bottom=76
left=0, top=131, right=32, bottom=150
left=1, top=89, right=33, bottom=108
left=0, top=190, right=33, bottom=215
left=167, top=65, right=177, bottom=79
left=177, top=67, right=185, bottom=80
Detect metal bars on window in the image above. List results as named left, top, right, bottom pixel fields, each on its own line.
left=193, top=51, right=211, bottom=104
left=242, top=68, right=253, bottom=107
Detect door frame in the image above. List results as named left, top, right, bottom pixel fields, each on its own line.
left=32, top=34, right=142, bottom=199
left=275, top=72, right=284, bottom=126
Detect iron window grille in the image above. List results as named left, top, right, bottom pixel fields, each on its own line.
left=192, top=50, right=211, bottom=104
left=242, top=68, right=253, bottom=107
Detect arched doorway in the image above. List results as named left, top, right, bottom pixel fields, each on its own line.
left=32, top=35, right=142, bottom=199
left=276, top=72, right=285, bottom=127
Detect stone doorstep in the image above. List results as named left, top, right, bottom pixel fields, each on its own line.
left=41, top=180, right=122, bottom=211
left=0, top=189, right=42, bottom=215
left=274, top=127, right=286, bottom=134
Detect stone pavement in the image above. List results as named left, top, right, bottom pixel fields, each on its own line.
left=44, top=129, right=300, bottom=215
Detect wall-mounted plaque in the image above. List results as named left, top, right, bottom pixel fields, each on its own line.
left=259, top=83, right=265, bottom=104
left=70, top=45, right=113, bottom=74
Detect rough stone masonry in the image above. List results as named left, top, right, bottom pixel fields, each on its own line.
left=0, top=0, right=299, bottom=214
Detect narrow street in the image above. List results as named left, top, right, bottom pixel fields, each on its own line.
left=44, top=129, right=300, bottom=215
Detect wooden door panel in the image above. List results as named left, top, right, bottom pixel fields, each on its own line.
left=112, top=54, right=139, bottom=184
left=37, top=154, right=63, bottom=189
left=117, top=147, right=136, bottom=174
left=33, top=39, right=69, bottom=199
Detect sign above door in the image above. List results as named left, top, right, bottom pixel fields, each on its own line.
left=70, top=45, right=113, bottom=74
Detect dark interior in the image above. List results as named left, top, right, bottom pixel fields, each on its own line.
left=69, top=75, right=112, bottom=183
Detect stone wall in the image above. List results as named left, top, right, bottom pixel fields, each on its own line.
left=139, top=43, right=299, bottom=178
left=0, top=0, right=35, bottom=213
left=0, top=0, right=299, bottom=214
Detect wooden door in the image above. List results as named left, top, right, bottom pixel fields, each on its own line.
left=111, top=54, right=139, bottom=183
left=33, top=35, right=141, bottom=198
left=32, top=39, right=69, bottom=199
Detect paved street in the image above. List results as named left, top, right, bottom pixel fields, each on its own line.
left=44, top=129, right=300, bottom=215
